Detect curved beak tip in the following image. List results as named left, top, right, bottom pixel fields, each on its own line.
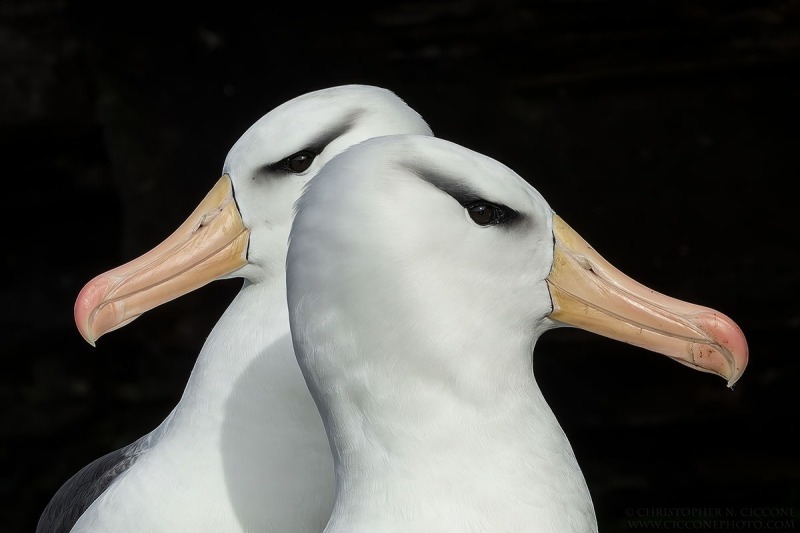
left=697, top=312, right=749, bottom=389
left=74, top=309, right=98, bottom=347
left=725, top=351, right=748, bottom=389
left=74, top=275, right=113, bottom=347
left=692, top=335, right=748, bottom=389
left=725, top=358, right=747, bottom=389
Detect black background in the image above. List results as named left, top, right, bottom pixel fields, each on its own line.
left=4, top=1, right=799, bottom=531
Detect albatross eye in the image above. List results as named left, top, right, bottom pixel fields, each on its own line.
left=286, top=151, right=316, bottom=173
left=467, top=202, right=506, bottom=226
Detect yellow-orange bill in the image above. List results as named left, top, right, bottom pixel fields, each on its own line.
left=546, top=215, right=748, bottom=387
left=74, top=175, right=250, bottom=345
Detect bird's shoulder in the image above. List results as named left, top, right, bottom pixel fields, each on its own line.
left=35, top=436, right=152, bottom=533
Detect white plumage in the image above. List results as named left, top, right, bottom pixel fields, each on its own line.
left=286, top=134, right=748, bottom=532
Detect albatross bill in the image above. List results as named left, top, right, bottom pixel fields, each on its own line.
left=74, top=175, right=249, bottom=345
left=548, top=215, right=747, bottom=386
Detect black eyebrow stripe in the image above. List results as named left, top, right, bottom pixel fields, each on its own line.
left=405, top=162, right=485, bottom=207
left=264, top=109, right=364, bottom=170
left=404, top=161, right=521, bottom=224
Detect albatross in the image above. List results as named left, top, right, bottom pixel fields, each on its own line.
left=286, top=134, right=749, bottom=533
left=38, top=85, right=432, bottom=532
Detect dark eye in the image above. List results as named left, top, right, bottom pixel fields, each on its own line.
left=467, top=202, right=507, bottom=226
left=286, top=151, right=316, bottom=173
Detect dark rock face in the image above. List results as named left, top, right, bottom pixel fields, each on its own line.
left=4, top=2, right=798, bottom=532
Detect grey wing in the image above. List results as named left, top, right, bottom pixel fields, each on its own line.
left=35, top=436, right=150, bottom=533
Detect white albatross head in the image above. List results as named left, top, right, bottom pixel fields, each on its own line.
left=73, top=85, right=432, bottom=344
left=287, top=133, right=749, bottom=410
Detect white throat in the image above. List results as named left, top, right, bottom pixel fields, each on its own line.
left=295, top=298, right=597, bottom=533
